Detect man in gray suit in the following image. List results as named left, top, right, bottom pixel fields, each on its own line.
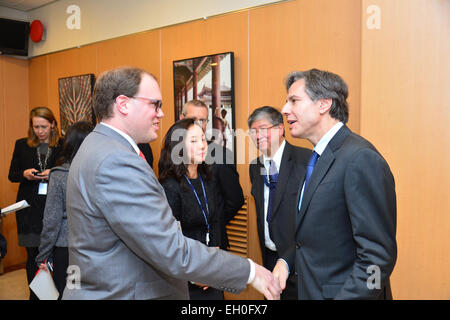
left=273, top=69, right=397, bottom=299
left=63, top=67, right=281, bottom=300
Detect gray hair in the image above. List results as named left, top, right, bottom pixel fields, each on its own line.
left=247, top=106, right=284, bottom=128
left=182, top=99, right=208, bottom=116
left=285, top=69, right=349, bottom=123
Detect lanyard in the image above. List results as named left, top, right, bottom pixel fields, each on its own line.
left=184, top=175, right=210, bottom=234
left=36, top=145, right=51, bottom=172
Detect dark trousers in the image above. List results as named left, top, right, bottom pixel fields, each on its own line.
left=25, top=247, right=39, bottom=300
left=53, top=247, right=69, bottom=299
left=263, top=247, right=298, bottom=300
left=26, top=246, right=68, bottom=300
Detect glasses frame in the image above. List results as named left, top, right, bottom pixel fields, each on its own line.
left=248, top=124, right=279, bottom=136
left=131, top=96, right=162, bottom=112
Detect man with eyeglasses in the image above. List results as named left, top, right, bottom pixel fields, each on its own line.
left=248, top=106, right=311, bottom=300
left=63, top=67, right=281, bottom=300
left=179, top=99, right=244, bottom=251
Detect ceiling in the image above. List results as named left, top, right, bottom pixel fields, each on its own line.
left=0, top=0, right=58, bottom=12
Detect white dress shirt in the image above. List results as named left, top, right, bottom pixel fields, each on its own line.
left=262, top=139, right=286, bottom=251
left=100, top=122, right=141, bottom=155
left=298, top=122, right=344, bottom=210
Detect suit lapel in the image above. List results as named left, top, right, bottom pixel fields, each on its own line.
left=252, top=156, right=266, bottom=217
left=296, top=150, right=335, bottom=228
left=271, top=143, right=293, bottom=216
left=296, top=125, right=351, bottom=230
left=95, top=123, right=137, bottom=154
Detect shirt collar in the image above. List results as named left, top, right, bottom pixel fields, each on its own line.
left=100, top=122, right=140, bottom=155
left=314, top=122, right=344, bottom=156
left=262, top=139, right=286, bottom=172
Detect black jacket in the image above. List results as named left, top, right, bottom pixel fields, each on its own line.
left=0, top=233, right=6, bottom=258
left=206, top=142, right=244, bottom=249
left=8, top=138, right=62, bottom=246
left=250, top=141, right=310, bottom=266
left=161, top=175, right=224, bottom=248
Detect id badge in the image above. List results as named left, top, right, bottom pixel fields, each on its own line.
left=38, top=182, right=48, bottom=195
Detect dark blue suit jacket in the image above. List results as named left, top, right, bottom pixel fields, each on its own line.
left=280, top=125, right=397, bottom=299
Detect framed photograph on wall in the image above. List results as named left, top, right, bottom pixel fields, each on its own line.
left=173, top=52, right=235, bottom=154
left=58, top=74, right=96, bottom=136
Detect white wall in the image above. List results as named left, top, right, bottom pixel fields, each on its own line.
left=26, top=0, right=284, bottom=57
left=0, top=6, right=28, bottom=20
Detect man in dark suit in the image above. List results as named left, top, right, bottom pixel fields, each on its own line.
left=179, top=99, right=244, bottom=250
left=248, top=106, right=310, bottom=299
left=274, top=69, right=397, bottom=300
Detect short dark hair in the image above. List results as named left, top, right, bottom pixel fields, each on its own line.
left=93, top=67, right=156, bottom=121
left=56, top=121, right=93, bottom=165
left=158, top=118, right=211, bottom=186
left=285, top=69, right=349, bottom=123
left=248, top=106, right=284, bottom=128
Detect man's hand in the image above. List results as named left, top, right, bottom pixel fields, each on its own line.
left=250, top=263, right=282, bottom=300
left=272, top=259, right=289, bottom=291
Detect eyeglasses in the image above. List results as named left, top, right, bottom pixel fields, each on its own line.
left=248, top=124, right=278, bottom=136
left=182, top=115, right=208, bottom=125
left=194, top=118, right=208, bottom=125
left=131, top=96, right=162, bottom=112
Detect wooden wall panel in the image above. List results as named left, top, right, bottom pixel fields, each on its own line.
left=17, top=0, right=450, bottom=300
left=96, top=30, right=160, bottom=76
left=46, top=46, right=99, bottom=128
left=160, top=12, right=250, bottom=178
left=0, top=56, right=29, bottom=270
left=28, top=55, right=48, bottom=109
left=10, top=0, right=449, bottom=299
left=96, top=30, right=162, bottom=156
left=249, top=0, right=362, bottom=151
left=361, top=0, right=450, bottom=299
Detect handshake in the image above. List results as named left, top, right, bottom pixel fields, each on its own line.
left=249, top=259, right=290, bottom=300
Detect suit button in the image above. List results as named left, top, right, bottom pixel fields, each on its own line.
left=296, top=242, right=302, bottom=249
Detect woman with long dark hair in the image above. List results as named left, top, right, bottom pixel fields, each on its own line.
left=159, top=118, right=224, bottom=300
left=35, top=121, right=93, bottom=298
left=8, top=106, right=62, bottom=300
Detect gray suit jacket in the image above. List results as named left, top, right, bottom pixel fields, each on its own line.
left=63, top=124, right=250, bottom=300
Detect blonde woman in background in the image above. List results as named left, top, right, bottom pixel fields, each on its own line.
left=8, top=106, right=62, bottom=300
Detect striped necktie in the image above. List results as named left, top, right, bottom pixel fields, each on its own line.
left=263, top=160, right=278, bottom=239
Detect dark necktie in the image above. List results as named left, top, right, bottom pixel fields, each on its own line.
left=263, top=160, right=278, bottom=239
left=298, top=151, right=320, bottom=211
